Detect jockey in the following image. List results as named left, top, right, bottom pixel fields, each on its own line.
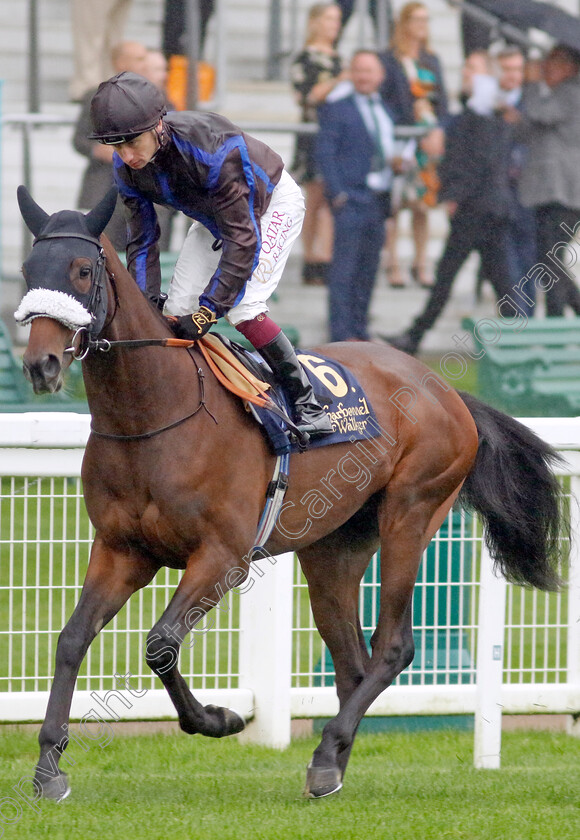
left=88, top=71, right=333, bottom=437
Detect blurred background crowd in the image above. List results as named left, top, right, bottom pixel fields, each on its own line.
left=3, top=0, right=580, bottom=360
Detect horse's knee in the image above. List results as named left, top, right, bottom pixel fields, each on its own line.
left=145, top=626, right=180, bottom=676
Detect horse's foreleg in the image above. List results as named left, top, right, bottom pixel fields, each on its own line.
left=35, top=539, right=156, bottom=800
left=145, top=552, right=245, bottom=738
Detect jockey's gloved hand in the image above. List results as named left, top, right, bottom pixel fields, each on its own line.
left=170, top=305, right=218, bottom=340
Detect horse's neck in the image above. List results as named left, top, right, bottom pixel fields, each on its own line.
left=82, top=244, right=201, bottom=433
left=101, top=245, right=165, bottom=343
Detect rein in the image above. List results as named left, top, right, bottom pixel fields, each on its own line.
left=73, top=326, right=308, bottom=443
left=66, top=329, right=197, bottom=360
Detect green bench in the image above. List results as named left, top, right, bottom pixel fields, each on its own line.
left=462, top=316, right=580, bottom=416
left=0, top=319, right=89, bottom=413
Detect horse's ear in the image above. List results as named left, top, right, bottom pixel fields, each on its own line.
left=85, top=186, right=118, bottom=238
left=17, top=185, right=50, bottom=236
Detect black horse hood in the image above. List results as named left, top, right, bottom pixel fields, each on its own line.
left=14, top=187, right=117, bottom=334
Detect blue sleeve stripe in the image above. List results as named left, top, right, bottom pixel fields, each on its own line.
left=201, top=267, right=248, bottom=310
left=236, top=139, right=262, bottom=273
left=114, top=166, right=158, bottom=290
left=174, top=133, right=263, bottom=274
left=135, top=251, right=148, bottom=291
left=253, top=162, right=276, bottom=193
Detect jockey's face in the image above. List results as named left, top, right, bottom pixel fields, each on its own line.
left=110, top=122, right=162, bottom=169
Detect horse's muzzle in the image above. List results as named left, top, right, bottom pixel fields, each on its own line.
left=23, top=353, right=64, bottom=393
left=21, top=316, right=74, bottom=394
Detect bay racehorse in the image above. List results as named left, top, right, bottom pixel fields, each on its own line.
left=15, top=186, right=566, bottom=801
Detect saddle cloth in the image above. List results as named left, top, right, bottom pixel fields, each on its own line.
left=201, top=333, right=383, bottom=455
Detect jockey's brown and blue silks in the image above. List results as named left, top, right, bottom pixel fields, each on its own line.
left=113, top=111, right=283, bottom=317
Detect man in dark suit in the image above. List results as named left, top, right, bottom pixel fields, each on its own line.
left=386, top=50, right=514, bottom=355
left=496, top=46, right=536, bottom=318
left=316, top=49, right=399, bottom=342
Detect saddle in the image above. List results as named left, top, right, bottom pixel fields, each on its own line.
left=199, top=333, right=382, bottom=456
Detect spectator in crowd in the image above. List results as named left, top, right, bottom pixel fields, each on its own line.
left=316, top=49, right=400, bottom=342
left=495, top=46, right=536, bottom=317
left=460, top=7, right=492, bottom=57
left=162, top=0, right=216, bottom=110
left=143, top=48, right=170, bottom=93
left=336, top=0, right=394, bottom=40
left=72, top=40, right=148, bottom=250
left=511, top=45, right=580, bottom=316
left=290, top=3, right=349, bottom=286
left=385, top=51, right=514, bottom=355
left=378, top=2, right=448, bottom=289
left=69, top=0, right=133, bottom=101
left=162, top=0, right=214, bottom=58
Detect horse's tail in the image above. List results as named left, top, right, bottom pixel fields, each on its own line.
left=458, top=391, right=568, bottom=591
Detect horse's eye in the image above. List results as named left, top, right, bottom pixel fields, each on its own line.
left=70, top=259, right=93, bottom=294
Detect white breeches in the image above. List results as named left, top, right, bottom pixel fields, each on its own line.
left=164, top=169, right=305, bottom=325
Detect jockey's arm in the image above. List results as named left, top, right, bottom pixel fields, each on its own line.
left=197, top=160, right=261, bottom=319
left=121, top=191, right=163, bottom=303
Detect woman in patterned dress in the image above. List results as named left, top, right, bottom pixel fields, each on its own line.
left=379, top=2, right=448, bottom=288
left=290, top=3, right=349, bottom=285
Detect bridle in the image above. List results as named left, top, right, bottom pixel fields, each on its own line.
left=32, top=230, right=110, bottom=347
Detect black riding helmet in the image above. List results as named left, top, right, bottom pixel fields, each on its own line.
left=89, top=71, right=167, bottom=144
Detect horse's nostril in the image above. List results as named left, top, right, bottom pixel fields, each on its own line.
left=43, top=354, right=62, bottom=381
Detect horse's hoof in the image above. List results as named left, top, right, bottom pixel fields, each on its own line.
left=37, top=772, right=71, bottom=802
left=303, top=763, right=343, bottom=799
left=204, top=704, right=245, bottom=737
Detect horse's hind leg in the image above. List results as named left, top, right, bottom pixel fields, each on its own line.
left=299, top=532, right=378, bottom=797
left=305, top=485, right=464, bottom=798
left=35, top=539, right=157, bottom=800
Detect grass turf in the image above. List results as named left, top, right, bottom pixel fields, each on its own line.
left=1, top=729, right=579, bottom=840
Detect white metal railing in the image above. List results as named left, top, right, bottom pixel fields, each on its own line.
left=0, top=413, right=579, bottom=766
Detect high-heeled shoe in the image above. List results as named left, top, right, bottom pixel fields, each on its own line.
left=410, top=265, right=433, bottom=289
left=302, top=262, right=327, bottom=286
left=386, top=267, right=406, bottom=288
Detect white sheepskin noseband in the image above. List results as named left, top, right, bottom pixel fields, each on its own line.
left=14, top=289, right=92, bottom=330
